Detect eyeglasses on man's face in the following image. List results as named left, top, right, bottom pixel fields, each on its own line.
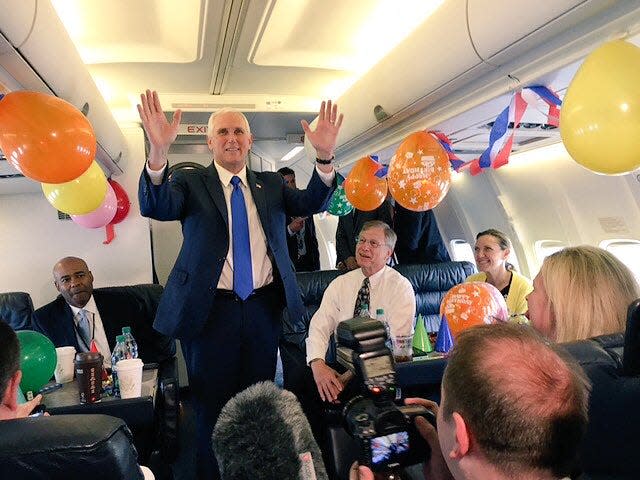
left=356, top=237, right=385, bottom=249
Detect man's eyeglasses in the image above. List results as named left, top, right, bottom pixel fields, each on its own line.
left=356, top=237, right=384, bottom=249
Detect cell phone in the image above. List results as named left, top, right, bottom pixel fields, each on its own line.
left=29, top=404, right=47, bottom=417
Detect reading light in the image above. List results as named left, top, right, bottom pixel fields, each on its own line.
left=281, top=146, right=304, bottom=162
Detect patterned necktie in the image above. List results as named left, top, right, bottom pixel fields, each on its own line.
left=77, top=309, right=92, bottom=352
left=231, top=176, right=253, bottom=300
left=353, top=277, right=370, bottom=317
left=296, top=222, right=307, bottom=257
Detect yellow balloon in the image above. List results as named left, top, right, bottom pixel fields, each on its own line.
left=560, top=40, right=640, bottom=175
left=42, top=161, right=108, bottom=214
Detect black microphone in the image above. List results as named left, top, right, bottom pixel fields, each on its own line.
left=213, top=381, right=328, bottom=480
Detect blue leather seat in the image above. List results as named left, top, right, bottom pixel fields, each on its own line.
left=0, top=291, right=34, bottom=330
left=0, top=414, right=146, bottom=479
left=563, top=300, right=640, bottom=480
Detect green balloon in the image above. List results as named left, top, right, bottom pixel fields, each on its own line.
left=328, top=174, right=353, bottom=216
left=327, top=186, right=353, bottom=216
left=16, top=330, right=56, bottom=394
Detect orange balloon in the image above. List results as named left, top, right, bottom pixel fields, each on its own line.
left=439, top=282, right=508, bottom=339
left=344, top=156, right=388, bottom=211
left=388, top=131, right=451, bottom=211
left=0, top=91, right=95, bottom=183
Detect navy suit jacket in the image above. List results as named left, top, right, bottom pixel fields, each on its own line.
left=32, top=289, right=175, bottom=364
left=138, top=162, right=334, bottom=342
left=286, top=216, right=320, bottom=272
left=393, top=204, right=451, bottom=264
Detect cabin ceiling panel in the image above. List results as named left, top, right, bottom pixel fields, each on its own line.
left=468, top=0, right=615, bottom=60
left=51, top=0, right=207, bottom=64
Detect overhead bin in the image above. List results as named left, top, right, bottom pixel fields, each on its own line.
left=308, top=0, right=640, bottom=165
left=0, top=0, right=126, bottom=176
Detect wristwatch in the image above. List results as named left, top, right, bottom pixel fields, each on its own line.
left=315, top=157, right=334, bottom=165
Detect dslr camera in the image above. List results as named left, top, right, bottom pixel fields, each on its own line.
left=336, top=317, right=435, bottom=473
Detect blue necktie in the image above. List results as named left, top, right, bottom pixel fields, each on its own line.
left=231, top=176, right=253, bottom=300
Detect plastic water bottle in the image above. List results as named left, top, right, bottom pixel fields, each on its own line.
left=376, top=308, right=392, bottom=349
left=121, top=326, right=139, bottom=359
left=111, top=335, right=128, bottom=397
left=359, top=303, right=370, bottom=318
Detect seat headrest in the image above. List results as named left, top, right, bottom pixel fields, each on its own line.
left=623, top=299, right=640, bottom=376
left=0, top=291, right=34, bottom=330
left=562, top=334, right=624, bottom=370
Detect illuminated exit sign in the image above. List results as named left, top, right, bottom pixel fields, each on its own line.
left=179, top=124, right=208, bottom=135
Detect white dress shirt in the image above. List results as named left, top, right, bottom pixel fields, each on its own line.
left=306, top=265, right=416, bottom=364
left=147, top=160, right=334, bottom=290
left=70, top=295, right=112, bottom=367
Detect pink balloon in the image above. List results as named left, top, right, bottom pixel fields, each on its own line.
left=70, top=182, right=117, bottom=228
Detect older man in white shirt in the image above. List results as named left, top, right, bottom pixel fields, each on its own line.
left=306, top=220, right=416, bottom=402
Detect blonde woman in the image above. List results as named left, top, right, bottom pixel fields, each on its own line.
left=466, top=229, right=533, bottom=315
left=527, top=245, right=639, bottom=343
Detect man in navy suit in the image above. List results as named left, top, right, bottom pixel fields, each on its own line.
left=393, top=203, right=450, bottom=264
left=277, top=167, right=321, bottom=272
left=137, top=90, right=342, bottom=478
left=32, top=257, right=174, bottom=367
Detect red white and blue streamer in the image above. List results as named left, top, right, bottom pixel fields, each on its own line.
left=456, top=86, right=562, bottom=175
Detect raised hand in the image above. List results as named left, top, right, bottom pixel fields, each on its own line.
left=301, top=100, right=344, bottom=160
left=137, top=90, right=182, bottom=169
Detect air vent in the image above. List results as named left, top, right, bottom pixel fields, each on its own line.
left=485, top=122, right=557, bottom=130
left=57, top=211, right=71, bottom=221
left=171, top=103, right=257, bottom=110
left=517, top=136, right=549, bottom=146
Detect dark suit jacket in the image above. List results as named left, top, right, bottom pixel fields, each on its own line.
left=138, top=163, right=334, bottom=343
left=393, top=204, right=450, bottom=264
left=286, top=216, right=320, bottom=272
left=335, top=199, right=393, bottom=265
left=32, top=288, right=175, bottom=364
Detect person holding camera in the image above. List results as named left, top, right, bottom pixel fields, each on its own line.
left=352, top=323, right=590, bottom=480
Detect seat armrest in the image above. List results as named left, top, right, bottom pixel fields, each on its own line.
left=156, top=356, right=180, bottom=461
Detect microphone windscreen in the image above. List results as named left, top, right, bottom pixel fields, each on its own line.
left=213, top=381, right=328, bottom=480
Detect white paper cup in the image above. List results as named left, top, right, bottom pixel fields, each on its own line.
left=115, top=358, right=144, bottom=399
left=54, top=346, right=76, bottom=383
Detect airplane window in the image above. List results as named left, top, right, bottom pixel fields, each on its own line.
left=534, top=240, right=566, bottom=266
left=450, top=239, right=476, bottom=266
left=600, top=239, right=640, bottom=284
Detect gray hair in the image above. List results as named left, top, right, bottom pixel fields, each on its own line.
left=359, top=220, right=397, bottom=250
left=207, top=108, right=251, bottom=138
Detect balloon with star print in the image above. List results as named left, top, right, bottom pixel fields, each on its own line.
left=327, top=173, right=353, bottom=216
left=388, top=131, right=451, bottom=212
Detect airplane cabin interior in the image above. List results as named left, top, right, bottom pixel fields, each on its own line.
left=1, top=1, right=639, bottom=479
